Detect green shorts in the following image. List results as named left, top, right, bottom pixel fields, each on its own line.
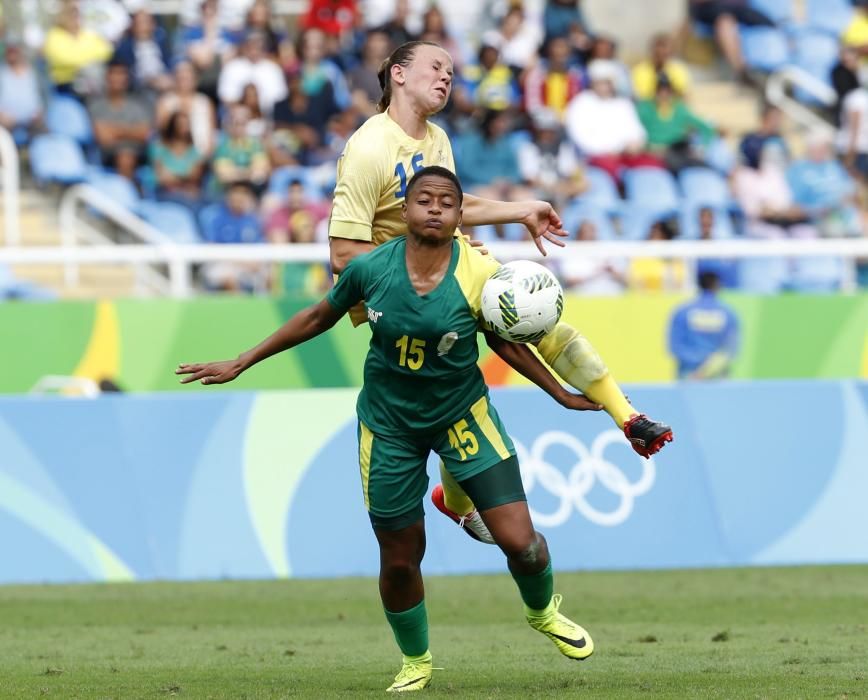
left=357, top=396, right=523, bottom=530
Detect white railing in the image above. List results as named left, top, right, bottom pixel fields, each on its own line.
left=2, top=238, right=867, bottom=298
left=58, top=183, right=175, bottom=295
left=148, top=0, right=307, bottom=15
left=0, top=125, right=21, bottom=246
left=766, top=66, right=837, bottom=136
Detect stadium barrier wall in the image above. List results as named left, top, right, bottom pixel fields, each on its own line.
left=2, top=293, right=867, bottom=395
left=1, top=381, right=866, bottom=584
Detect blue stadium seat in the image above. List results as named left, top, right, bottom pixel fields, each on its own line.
left=623, top=167, right=680, bottom=216
left=749, top=0, right=794, bottom=25
left=136, top=201, right=201, bottom=244
left=580, top=166, right=622, bottom=215
left=740, top=26, right=790, bottom=72
left=45, top=95, right=92, bottom=145
left=620, top=206, right=669, bottom=241
left=561, top=201, right=617, bottom=240
left=198, top=203, right=223, bottom=242
left=29, top=134, right=87, bottom=185
left=805, top=0, right=853, bottom=36
left=738, top=257, right=789, bottom=293
left=678, top=167, right=732, bottom=209
left=790, top=256, right=844, bottom=292
left=86, top=169, right=140, bottom=211
left=678, top=205, right=737, bottom=240
left=792, top=30, right=839, bottom=104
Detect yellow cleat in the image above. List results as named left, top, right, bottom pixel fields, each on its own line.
left=526, top=594, right=594, bottom=661
left=386, top=651, right=434, bottom=693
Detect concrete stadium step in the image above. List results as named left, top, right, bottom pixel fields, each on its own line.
left=688, top=80, right=762, bottom=134
left=11, top=263, right=139, bottom=298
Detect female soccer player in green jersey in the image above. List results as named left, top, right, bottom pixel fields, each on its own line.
left=327, top=40, right=672, bottom=544
left=178, top=167, right=596, bottom=692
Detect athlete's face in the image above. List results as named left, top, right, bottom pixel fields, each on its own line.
left=397, top=45, right=453, bottom=115
left=402, top=176, right=462, bottom=244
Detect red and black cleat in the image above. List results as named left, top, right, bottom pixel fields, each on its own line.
left=623, top=414, right=674, bottom=459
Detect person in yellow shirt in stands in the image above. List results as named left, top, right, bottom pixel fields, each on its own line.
left=842, top=0, right=868, bottom=60
left=632, top=33, right=691, bottom=101
left=630, top=217, right=686, bottom=292
left=43, top=1, right=112, bottom=96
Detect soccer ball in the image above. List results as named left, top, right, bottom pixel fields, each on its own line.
left=481, top=261, right=564, bottom=343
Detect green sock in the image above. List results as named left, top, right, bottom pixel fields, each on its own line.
left=511, top=561, right=554, bottom=612
left=384, top=599, right=429, bottom=657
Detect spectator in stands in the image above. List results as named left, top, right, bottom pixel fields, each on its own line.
left=212, top=104, right=271, bottom=192
left=632, top=33, right=691, bottom=100
left=156, top=61, right=217, bottom=156
left=201, top=181, right=269, bottom=293
left=272, top=71, right=340, bottom=159
left=239, top=83, right=270, bottom=138
left=838, top=83, right=868, bottom=181
left=668, top=270, right=740, bottom=380
left=296, top=27, right=351, bottom=111
left=178, top=0, right=238, bottom=101
left=841, top=0, right=868, bottom=60
left=523, top=36, right=584, bottom=118
left=150, top=110, right=205, bottom=207
left=43, top=1, right=112, bottom=96
left=586, top=35, right=630, bottom=95
left=90, top=61, right=151, bottom=180
left=455, top=44, right=520, bottom=112
left=543, top=0, right=589, bottom=44
left=696, top=207, right=739, bottom=287
left=565, top=59, right=661, bottom=184
left=113, top=9, right=172, bottom=95
left=302, top=0, right=358, bottom=41
left=688, top=0, right=773, bottom=84
left=347, top=29, right=391, bottom=117
left=377, top=0, right=417, bottom=49
left=454, top=109, right=534, bottom=206
left=739, top=103, right=787, bottom=169
left=264, top=179, right=330, bottom=243
left=246, top=0, right=285, bottom=56
left=733, top=140, right=818, bottom=240
left=789, top=128, right=862, bottom=237
left=630, top=217, right=685, bottom=291
left=219, top=30, right=288, bottom=114
left=482, top=6, right=543, bottom=74
left=637, top=75, right=715, bottom=172
left=0, top=43, right=43, bottom=141
left=831, top=46, right=861, bottom=127
left=180, top=0, right=254, bottom=33
left=419, top=6, right=465, bottom=71
left=517, top=107, right=586, bottom=208
left=560, top=220, right=627, bottom=295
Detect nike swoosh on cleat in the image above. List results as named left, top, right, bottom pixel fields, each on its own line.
left=546, top=631, right=587, bottom=649
left=392, top=676, right=427, bottom=689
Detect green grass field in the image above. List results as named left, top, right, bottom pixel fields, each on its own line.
left=1, top=566, right=866, bottom=699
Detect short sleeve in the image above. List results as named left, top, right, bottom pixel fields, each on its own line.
left=328, top=138, right=388, bottom=242
left=454, top=238, right=500, bottom=320
left=326, top=255, right=367, bottom=313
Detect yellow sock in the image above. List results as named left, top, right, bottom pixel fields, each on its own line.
left=584, top=374, right=636, bottom=429
left=536, top=322, right=636, bottom=429
left=439, top=461, right=475, bottom=516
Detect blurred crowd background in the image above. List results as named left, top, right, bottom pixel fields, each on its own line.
left=1, top=0, right=867, bottom=297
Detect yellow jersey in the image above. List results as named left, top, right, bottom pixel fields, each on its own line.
left=329, top=112, right=455, bottom=245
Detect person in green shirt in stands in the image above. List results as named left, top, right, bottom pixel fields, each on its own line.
left=636, top=75, right=716, bottom=172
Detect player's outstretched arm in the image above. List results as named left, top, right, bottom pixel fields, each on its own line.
left=484, top=331, right=603, bottom=412
left=461, top=194, right=568, bottom=256
left=176, top=300, right=345, bottom=385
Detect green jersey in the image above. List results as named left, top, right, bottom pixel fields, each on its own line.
left=326, top=236, right=500, bottom=436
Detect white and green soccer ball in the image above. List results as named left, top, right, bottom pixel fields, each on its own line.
left=481, top=261, right=564, bottom=344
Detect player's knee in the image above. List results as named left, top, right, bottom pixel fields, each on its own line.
left=381, top=557, right=421, bottom=588
left=508, top=532, right=550, bottom=570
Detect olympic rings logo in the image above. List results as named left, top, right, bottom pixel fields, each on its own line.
left=513, top=430, right=656, bottom=527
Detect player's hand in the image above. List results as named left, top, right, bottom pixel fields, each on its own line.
left=176, top=359, right=245, bottom=385
left=468, top=239, right=489, bottom=255
left=558, top=391, right=604, bottom=412
left=521, top=201, right=568, bottom=256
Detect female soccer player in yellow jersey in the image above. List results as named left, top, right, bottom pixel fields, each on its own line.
left=328, top=41, right=673, bottom=543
